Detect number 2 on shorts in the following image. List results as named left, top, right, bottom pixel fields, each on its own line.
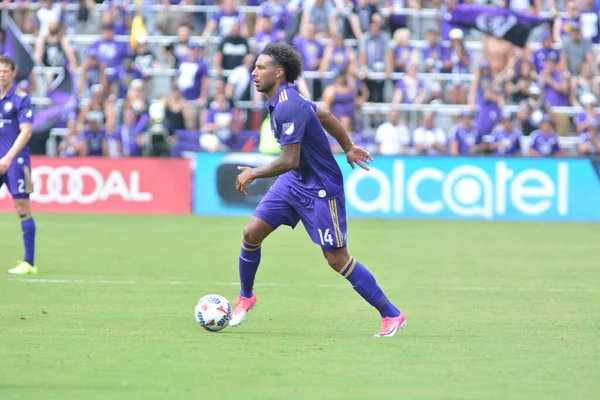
left=318, top=228, right=334, bottom=246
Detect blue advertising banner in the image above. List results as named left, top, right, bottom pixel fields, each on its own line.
left=194, top=153, right=600, bottom=222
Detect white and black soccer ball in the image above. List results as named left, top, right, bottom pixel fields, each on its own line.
left=194, top=294, right=232, bottom=332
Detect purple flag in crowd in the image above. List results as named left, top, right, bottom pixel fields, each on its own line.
left=447, top=5, right=551, bottom=48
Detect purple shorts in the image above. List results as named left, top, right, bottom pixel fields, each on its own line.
left=0, top=155, right=33, bottom=199
left=253, top=187, right=347, bottom=252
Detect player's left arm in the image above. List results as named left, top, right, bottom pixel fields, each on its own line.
left=315, top=106, right=373, bottom=170
left=0, top=97, right=33, bottom=174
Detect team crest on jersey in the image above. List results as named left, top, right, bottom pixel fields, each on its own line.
left=283, top=123, right=294, bottom=135
left=3, top=101, right=12, bottom=113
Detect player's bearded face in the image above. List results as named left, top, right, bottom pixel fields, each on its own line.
left=252, top=55, right=278, bottom=94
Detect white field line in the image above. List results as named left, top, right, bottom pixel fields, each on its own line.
left=5, top=278, right=600, bottom=293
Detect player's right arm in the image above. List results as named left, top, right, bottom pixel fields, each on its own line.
left=315, top=106, right=372, bottom=170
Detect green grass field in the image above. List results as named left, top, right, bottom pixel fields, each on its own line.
left=1, top=214, right=599, bottom=400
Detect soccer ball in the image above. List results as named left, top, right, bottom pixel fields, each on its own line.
left=194, top=294, right=232, bottom=332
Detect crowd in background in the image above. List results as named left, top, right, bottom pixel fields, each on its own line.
left=2, top=0, right=600, bottom=158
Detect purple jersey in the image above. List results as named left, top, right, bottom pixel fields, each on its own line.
left=579, top=131, right=599, bottom=153
left=444, top=47, right=471, bottom=74
left=393, top=44, right=414, bottom=72
left=205, top=106, right=234, bottom=141
left=422, top=42, right=448, bottom=73
left=83, top=129, right=106, bottom=156
left=543, top=71, right=569, bottom=107
left=395, top=79, right=424, bottom=104
left=114, top=66, right=145, bottom=99
left=329, top=46, right=349, bottom=73
left=0, top=86, right=34, bottom=158
left=475, top=99, right=502, bottom=136
left=255, top=29, right=282, bottom=54
left=293, top=37, right=323, bottom=71
left=529, top=130, right=561, bottom=156
left=531, top=48, right=560, bottom=73
left=448, top=123, right=481, bottom=154
left=89, top=39, right=130, bottom=78
left=212, top=10, right=244, bottom=37
left=267, top=83, right=343, bottom=199
left=489, top=127, right=522, bottom=155
left=177, top=57, right=208, bottom=101
left=115, top=124, right=143, bottom=157
left=258, top=1, right=290, bottom=31
left=574, top=111, right=600, bottom=125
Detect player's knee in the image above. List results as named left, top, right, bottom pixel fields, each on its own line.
left=13, top=200, right=31, bottom=216
left=242, top=225, right=263, bottom=246
left=324, top=251, right=348, bottom=272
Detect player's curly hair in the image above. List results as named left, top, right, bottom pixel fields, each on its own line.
left=262, top=43, right=304, bottom=83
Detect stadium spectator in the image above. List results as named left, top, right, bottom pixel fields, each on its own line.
left=422, top=28, right=447, bottom=74
left=254, top=16, right=284, bottom=55
left=58, top=120, right=86, bottom=157
left=300, top=0, right=339, bottom=39
left=580, top=0, right=600, bottom=43
left=530, top=31, right=560, bottom=74
left=214, top=23, right=250, bottom=78
left=322, top=70, right=361, bottom=125
left=113, top=107, right=147, bottom=157
left=538, top=58, right=570, bottom=135
left=226, top=53, right=256, bottom=102
left=81, top=112, right=109, bottom=157
left=412, top=112, right=447, bottom=155
left=329, top=116, right=366, bottom=153
left=573, top=92, right=600, bottom=134
left=359, top=20, right=392, bottom=103
left=506, top=60, right=537, bottom=104
left=102, top=0, right=130, bottom=35
left=391, top=62, right=426, bottom=105
left=486, top=111, right=523, bottom=156
left=88, top=23, right=131, bottom=82
left=34, top=0, right=64, bottom=37
left=258, top=0, right=291, bottom=33
left=201, top=92, right=242, bottom=150
left=517, top=83, right=551, bottom=135
left=474, top=77, right=505, bottom=138
left=132, top=36, right=160, bottom=78
left=560, top=22, right=593, bottom=76
left=9, top=0, right=38, bottom=34
left=34, top=20, right=78, bottom=89
left=385, top=0, right=420, bottom=34
left=578, top=119, right=600, bottom=155
left=448, top=111, right=482, bottom=156
left=293, top=23, right=324, bottom=99
left=158, top=0, right=193, bottom=35
left=440, top=0, right=466, bottom=43
left=319, top=31, right=357, bottom=77
left=570, top=63, right=600, bottom=107
left=351, top=0, right=379, bottom=36
left=391, top=28, right=417, bottom=74
left=76, top=84, right=116, bottom=135
left=79, top=48, right=108, bottom=99
left=446, top=28, right=470, bottom=105
left=110, top=56, right=145, bottom=100
left=202, top=0, right=246, bottom=39
left=528, top=115, right=562, bottom=157
left=375, top=109, right=410, bottom=155
left=553, top=0, right=581, bottom=44
left=468, top=59, right=494, bottom=107
left=161, top=83, right=189, bottom=135
left=163, top=24, right=192, bottom=68
left=177, top=41, right=209, bottom=128
left=123, top=79, right=150, bottom=136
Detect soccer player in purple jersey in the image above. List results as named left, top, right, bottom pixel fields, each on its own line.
left=0, top=56, right=37, bottom=275
left=231, top=44, right=406, bottom=337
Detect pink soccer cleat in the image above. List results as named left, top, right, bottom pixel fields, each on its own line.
left=374, top=312, right=407, bottom=337
left=229, top=293, right=257, bottom=327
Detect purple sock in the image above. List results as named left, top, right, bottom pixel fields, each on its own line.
left=340, top=257, right=400, bottom=318
left=20, top=214, right=36, bottom=266
left=239, top=240, right=261, bottom=298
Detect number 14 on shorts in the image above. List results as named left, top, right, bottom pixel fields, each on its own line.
left=318, top=229, right=334, bottom=246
